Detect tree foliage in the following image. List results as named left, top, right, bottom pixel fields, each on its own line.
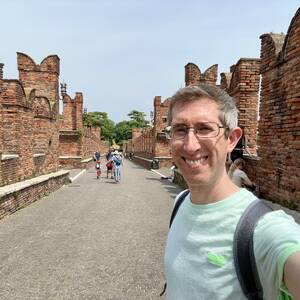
left=114, top=121, right=133, bottom=144
left=83, top=112, right=115, bottom=142
left=83, top=110, right=149, bottom=146
left=127, top=110, right=149, bottom=128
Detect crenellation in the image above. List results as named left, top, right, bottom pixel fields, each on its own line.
left=0, top=52, right=105, bottom=187
left=185, top=63, right=218, bottom=86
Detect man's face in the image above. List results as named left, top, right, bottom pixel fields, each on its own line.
left=170, top=98, right=239, bottom=188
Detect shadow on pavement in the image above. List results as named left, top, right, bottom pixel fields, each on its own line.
left=145, top=176, right=182, bottom=200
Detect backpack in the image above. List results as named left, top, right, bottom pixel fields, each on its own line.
left=114, top=157, right=122, bottom=166
left=161, top=190, right=272, bottom=300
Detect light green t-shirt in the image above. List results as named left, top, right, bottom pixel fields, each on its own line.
left=164, top=188, right=300, bottom=300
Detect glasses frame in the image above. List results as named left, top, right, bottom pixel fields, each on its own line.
left=164, top=122, right=228, bottom=140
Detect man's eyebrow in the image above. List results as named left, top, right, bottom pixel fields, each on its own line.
left=171, top=122, right=187, bottom=127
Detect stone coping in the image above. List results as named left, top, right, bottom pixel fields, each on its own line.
left=133, top=155, right=153, bottom=162
left=0, top=169, right=70, bottom=198
left=59, top=156, right=82, bottom=160
left=1, top=154, right=19, bottom=161
left=132, top=155, right=171, bottom=161
left=33, top=153, right=46, bottom=158
left=81, top=157, right=93, bottom=163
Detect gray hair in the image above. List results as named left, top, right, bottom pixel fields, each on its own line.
left=167, top=84, right=239, bottom=130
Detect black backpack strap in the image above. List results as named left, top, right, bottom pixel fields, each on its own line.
left=160, top=190, right=190, bottom=297
left=233, top=199, right=272, bottom=300
left=169, top=190, right=190, bottom=228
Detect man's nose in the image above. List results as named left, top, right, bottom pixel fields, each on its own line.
left=183, top=129, right=201, bottom=152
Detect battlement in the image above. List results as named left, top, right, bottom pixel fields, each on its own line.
left=185, top=63, right=218, bottom=86
left=17, top=52, right=60, bottom=74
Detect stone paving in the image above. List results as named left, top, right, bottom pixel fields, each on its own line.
left=0, top=160, right=181, bottom=300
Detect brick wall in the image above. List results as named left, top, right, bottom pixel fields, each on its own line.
left=0, top=53, right=61, bottom=187
left=185, top=63, right=218, bottom=86
left=222, top=59, right=261, bottom=154
left=59, top=91, right=106, bottom=168
left=17, top=52, right=60, bottom=173
left=0, top=78, right=35, bottom=185
left=256, top=8, right=300, bottom=207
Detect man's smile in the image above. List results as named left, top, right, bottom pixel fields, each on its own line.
left=182, top=156, right=209, bottom=168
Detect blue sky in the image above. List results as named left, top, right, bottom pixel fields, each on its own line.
left=1, top=1, right=299, bottom=123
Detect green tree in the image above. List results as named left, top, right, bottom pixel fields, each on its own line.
left=114, top=120, right=133, bottom=144
left=83, top=112, right=115, bottom=142
left=114, top=110, right=150, bottom=145
left=127, top=110, right=150, bottom=128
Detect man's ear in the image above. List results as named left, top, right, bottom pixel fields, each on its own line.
left=227, top=127, right=242, bottom=152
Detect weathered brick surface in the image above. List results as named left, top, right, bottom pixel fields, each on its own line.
left=256, top=8, right=300, bottom=207
left=153, top=96, right=171, bottom=159
left=221, top=59, right=261, bottom=154
left=61, top=92, right=83, bottom=130
left=17, top=52, right=60, bottom=117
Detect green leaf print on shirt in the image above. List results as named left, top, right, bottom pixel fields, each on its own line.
left=207, top=252, right=227, bottom=267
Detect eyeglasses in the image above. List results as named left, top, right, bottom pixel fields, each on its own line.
left=164, top=122, right=228, bottom=140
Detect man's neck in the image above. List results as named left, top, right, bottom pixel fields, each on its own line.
left=188, top=176, right=239, bottom=205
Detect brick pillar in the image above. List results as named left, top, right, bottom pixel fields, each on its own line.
left=0, top=63, right=3, bottom=87
left=153, top=96, right=171, bottom=158
left=0, top=64, right=3, bottom=155
left=226, top=59, right=260, bottom=154
left=75, top=92, right=83, bottom=130
left=62, top=95, right=76, bottom=130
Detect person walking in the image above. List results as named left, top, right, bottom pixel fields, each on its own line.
left=106, top=149, right=114, bottom=179
left=112, top=150, right=123, bottom=183
left=163, top=84, right=300, bottom=299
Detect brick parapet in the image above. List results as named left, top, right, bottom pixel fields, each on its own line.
left=0, top=170, right=69, bottom=220
left=0, top=53, right=61, bottom=186
left=17, top=52, right=59, bottom=118
left=257, top=8, right=300, bottom=206
left=259, top=33, right=285, bottom=74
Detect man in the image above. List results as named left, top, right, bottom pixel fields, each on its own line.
left=164, top=85, right=300, bottom=299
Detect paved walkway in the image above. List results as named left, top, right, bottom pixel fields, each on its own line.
left=0, top=161, right=299, bottom=300
left=0, top=160, right=181, bottom=300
